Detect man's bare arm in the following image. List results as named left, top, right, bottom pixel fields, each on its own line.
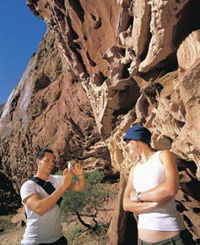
left=123, top=167, right=160, bottom=214
left=132, top=150, right=179, bottom=202
left=25, top=170, right=73, bottom=216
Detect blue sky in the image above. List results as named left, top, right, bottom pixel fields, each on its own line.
left=0, top=1, right=46, bottom=105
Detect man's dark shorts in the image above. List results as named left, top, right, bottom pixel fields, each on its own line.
left=140, top=229, right=195, bottom=245
left=38, top=236, right=68, bottom=245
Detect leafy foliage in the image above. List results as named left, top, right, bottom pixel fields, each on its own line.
left=65, top=224, right=82, bottom=242
left=61, top=170, right=111, bottom=215
left=0, top=215, right=14, bottom=229
left=87, top=170, right=104, bottom=185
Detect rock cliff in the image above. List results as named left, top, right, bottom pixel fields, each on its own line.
left=0, top=0, right=200, bottom=243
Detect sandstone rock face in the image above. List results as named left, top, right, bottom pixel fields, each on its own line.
left=1, top=0, right=200, bottom=243
left=0, top=30, right=107, bottom=211
left=0, top=104, right=4, bottom=117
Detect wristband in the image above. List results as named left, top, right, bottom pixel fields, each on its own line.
left=136, top=192, right=142, bottom=202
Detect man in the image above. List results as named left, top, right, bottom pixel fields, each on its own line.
left=20, top=148, right=85, bottom=245
left=123, top=125, right=195, bottom=245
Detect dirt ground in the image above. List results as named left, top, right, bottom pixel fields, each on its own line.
left=0, top=221, right=109, bottom=245
left=0, top=197, right=115, bottom=244
left=0, top=225, right=25, bottom=245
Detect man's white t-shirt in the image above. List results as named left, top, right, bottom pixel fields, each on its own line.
left=133, top=151, right=185, bottom=231
left=20, top=175, right=64, bottom=244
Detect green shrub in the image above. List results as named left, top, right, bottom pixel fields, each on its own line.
left=61, top=170, right=113, bottom=230
left=65, top=224, right=82, bottom=242
left=0, top=215, right=13, bottom=229
left=86, top=170, right=104, bottom=185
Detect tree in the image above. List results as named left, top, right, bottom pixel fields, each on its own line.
left=61, top=170, right=113, bottom=231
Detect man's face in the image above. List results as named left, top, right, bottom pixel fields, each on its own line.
left=124, top=140, right=140, bottom=155
left=37, top=152, right=55, bottom=174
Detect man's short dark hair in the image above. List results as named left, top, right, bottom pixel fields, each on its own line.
left=36, top=148, right=54, bottom=159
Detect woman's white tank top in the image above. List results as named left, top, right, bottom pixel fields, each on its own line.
left=133, top=151, right=185, bottom=231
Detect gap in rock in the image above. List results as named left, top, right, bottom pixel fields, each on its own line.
left=113, top=80, right=140, bottom=117
left=68, top=0, right=85, bottom=22
left=66, top=16, right=79, bottom=40
left=121, top=62, right=131, bottom=79
left=139, top=53, right=178, bottom=81
left=174, top=0, right=200, bottom=48
left=93, top=72, right=107, bottom=86
left=34, top=75, right=51, bottom=93
left=54, top=0, right=66, bottom=11
left=86, top=51, right=97, bottom=67
left=55, top=7, right=65, bottom=21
